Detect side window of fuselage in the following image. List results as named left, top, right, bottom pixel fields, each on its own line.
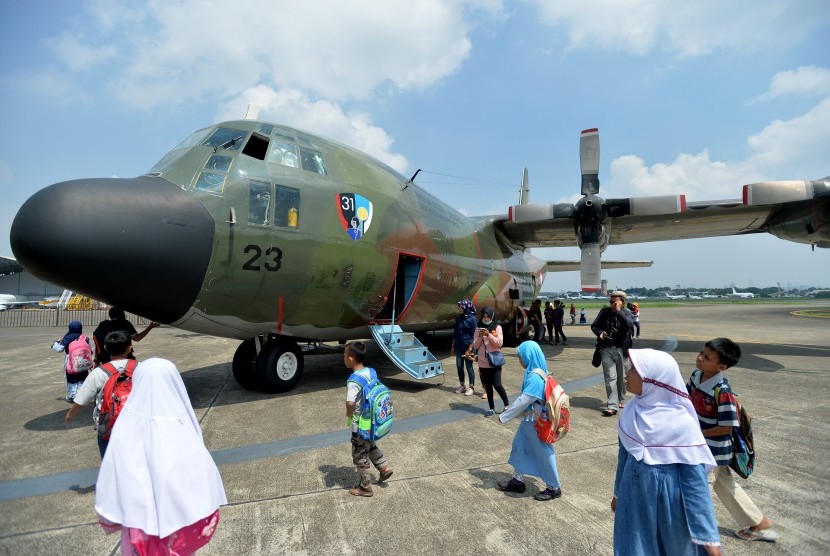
left=248, top=181, right=271, bottom=225
left=274, top=185, right=300, bottom=228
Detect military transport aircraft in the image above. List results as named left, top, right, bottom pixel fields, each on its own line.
left=9, top=120, right=829, bottom=392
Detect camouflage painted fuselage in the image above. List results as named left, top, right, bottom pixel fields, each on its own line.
left=153, top=120, right=545, bottom=340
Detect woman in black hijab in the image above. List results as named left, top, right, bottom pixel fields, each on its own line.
left=465, top=307, right=509, bottom=416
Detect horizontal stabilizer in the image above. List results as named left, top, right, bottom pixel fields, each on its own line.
left=544, top=260, right=654, bottom=273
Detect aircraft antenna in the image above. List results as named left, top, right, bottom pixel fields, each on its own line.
left=403, top=168, right=421, bottom=191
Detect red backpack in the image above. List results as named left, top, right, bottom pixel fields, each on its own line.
left=532, top=369, right=571, bottom=444
left=98, top=360, right=138, bottom=440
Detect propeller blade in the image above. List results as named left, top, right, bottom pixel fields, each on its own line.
left=580, top=128, right=600, bottom=195
left=580, top=243, right=602, bottom=292
left=519, top=167, right=530, bottom=205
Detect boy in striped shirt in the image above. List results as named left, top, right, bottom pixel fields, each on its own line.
left=687, top=337, right=779, bottom=542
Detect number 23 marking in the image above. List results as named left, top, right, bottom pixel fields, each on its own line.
left=242, top=244, right=282, bottom=271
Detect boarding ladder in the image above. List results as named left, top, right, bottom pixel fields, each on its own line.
left=369, top=324, right=443, bottom=380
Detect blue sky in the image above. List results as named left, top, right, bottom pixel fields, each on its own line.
left=1, top=0, right=828, bottom=292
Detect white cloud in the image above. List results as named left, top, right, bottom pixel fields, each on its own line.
left=45, top=33, right=117, bottom=72
left=609, top=95, right=830, bottom=198
left=746, top=97, right=830, bottom=178
left=750, top=66, right=830, bottom=104
left=218, top=86, right=409, bottom=173
left=609, top=151, right=758, bottom=200
left=61, top=0, right=478, bottom=109
left=529, top=0, right=830, bottom=57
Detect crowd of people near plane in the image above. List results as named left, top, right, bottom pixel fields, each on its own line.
left=52, top=297, right=778, bottom=554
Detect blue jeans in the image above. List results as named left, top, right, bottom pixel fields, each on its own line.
left=97, top=436, right=109, bottom=459
left=455, top=350, right=474, bottom=385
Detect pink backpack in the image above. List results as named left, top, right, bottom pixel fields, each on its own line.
left=66, top=335, right=94, bottom=374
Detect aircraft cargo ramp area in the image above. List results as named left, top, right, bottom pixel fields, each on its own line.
left=0, top=303, right=828, bottom=555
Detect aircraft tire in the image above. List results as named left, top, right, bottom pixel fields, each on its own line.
left=255, top=340, right=304, bottom=393
left=232, top=339, right=259, bottom=391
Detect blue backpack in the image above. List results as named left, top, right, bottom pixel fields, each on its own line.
left=348, top=368, right=394, bottom=442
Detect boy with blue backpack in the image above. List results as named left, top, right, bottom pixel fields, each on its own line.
left=345, top=341, right=394, bottom=497
left=687, top=338, right=779, bottom=542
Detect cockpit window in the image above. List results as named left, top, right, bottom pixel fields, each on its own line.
left=273, top=128, right=295, bottom=143
left=266, top=140, right=299, bottom=168
left=171, top=127, right=211, bottom=151
left=204, top=154, right=232, bottom=172
left=299, top=147, right=327, bottom=175
left=296, top=133, right=316, bottom=148
left=256, top=124, right=274, bottom=136
left=194, top=154, right=232, bottom=194
left=242, top=133, right=269, bottom=160
left=202, top=127, right=247, bottom=151
left=194, top=171, right=227, bottom=194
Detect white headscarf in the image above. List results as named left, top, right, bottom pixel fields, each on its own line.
left=95, top=358, right=227, bottom=538
left=618, top=349, right=716, bottom=471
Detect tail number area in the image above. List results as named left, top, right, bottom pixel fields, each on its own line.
left=242, top=244, right=283, bottom=271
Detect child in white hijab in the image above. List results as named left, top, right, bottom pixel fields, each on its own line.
left=95, top=358, right=227, bottom=555
left=612, top=349, right=722, bottom=556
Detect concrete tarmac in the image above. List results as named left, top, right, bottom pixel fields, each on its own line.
left=0, top=302, right=828, bottom=555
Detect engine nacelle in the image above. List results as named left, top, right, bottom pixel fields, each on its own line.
left=743, top=180, right=828, bottom=206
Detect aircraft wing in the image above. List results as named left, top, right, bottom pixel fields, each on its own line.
left=0, top=256, right=25, bottom=276
left=498, top=199, right=774, bottom=248
left=544, top=260, right=653, bottom=272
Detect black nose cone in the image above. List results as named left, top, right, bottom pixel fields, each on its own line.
left=10, top=176, right=215, bottom=323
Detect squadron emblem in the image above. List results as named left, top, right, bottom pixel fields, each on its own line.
left=337, top=193, right=373, bottom=240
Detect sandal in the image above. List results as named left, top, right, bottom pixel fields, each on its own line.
left=349, top=483, right=374, bottom=497
left=736, top=527, right=779, bottom=542
left=601, top=408, right=618, bottom=417
left=378, top=467, right=393, bottom=483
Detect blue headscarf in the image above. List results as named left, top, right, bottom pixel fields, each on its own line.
left=517, top=340, right=547, bottom=400
left=60, top=320, right=83, bottom=349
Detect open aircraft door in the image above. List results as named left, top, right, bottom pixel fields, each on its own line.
left=369, top=253, right=443, bottom=381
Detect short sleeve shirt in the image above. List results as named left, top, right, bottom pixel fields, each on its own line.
left=687, top=369, right=739, bottom=465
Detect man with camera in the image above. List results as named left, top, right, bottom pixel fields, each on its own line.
left=591, top=291, right=636, bottom=416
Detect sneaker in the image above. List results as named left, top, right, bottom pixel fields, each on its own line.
left=456, top=385, right=466, bottom=394
left=736, top=527, right=779, bottom=542
left=484, top=409, right=495, bottom=417
left=481, top=392, right=488, bottom=399
left=497, top=478, right=526, bottom=493
left=533, top=487, right=562, bottom=501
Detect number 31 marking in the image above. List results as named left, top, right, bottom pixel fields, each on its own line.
left=242, top=244, right=282, bottom=271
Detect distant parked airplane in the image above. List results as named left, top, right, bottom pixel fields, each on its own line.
left=663, top=292, right=685, bottom=300
left=730, top=287, right=755, bottom=299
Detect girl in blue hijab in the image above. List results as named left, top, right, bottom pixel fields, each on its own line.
left=496, top=341, right=562, bottom=501
left=54, top=320, right=92, bottom=402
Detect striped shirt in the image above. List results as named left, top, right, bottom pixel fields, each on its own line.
left=687, top=370, right=739, bottom=465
